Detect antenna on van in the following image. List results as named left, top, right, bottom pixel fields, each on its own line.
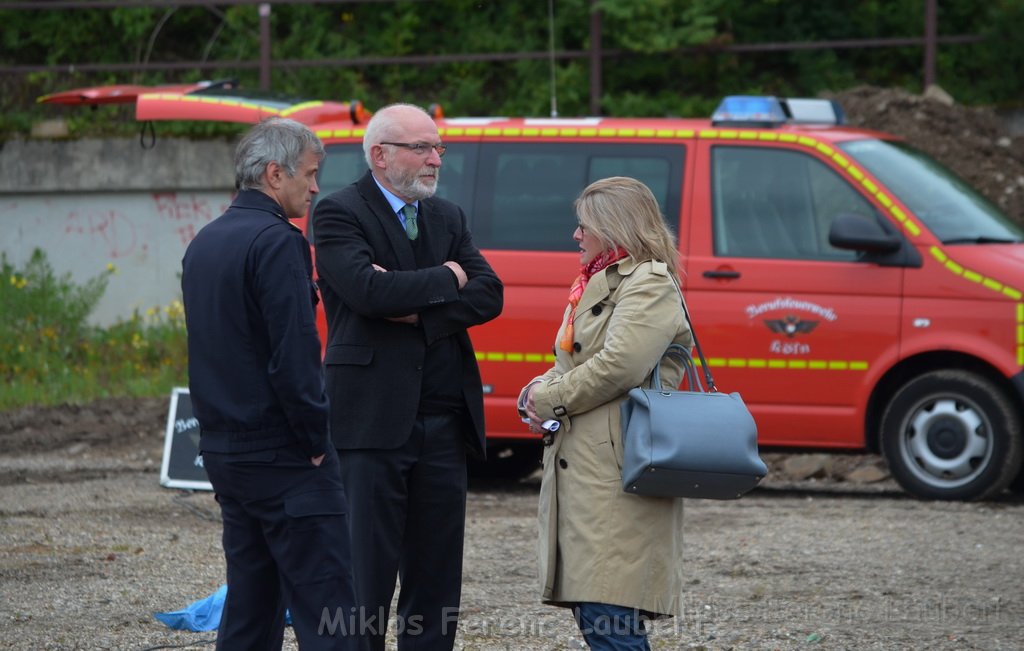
left=547, top=0, right=558, bottom=117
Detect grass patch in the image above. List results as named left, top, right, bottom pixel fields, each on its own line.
left=1, top=249, right=186, bottom=411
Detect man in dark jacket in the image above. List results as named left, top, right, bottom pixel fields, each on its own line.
left=311, top=104, right=503, bottom=650
left=181, top=117, right=361, bottom=651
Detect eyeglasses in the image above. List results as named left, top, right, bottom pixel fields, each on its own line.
left=379, top=141, right=447, bottom=157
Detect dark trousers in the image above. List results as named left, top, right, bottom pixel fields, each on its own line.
left=203, top=445, right=363, bottom=651
left=339, top=412, right=468, bottom=651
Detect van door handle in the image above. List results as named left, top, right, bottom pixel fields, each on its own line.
left=703, top=270, right=741, bottom=279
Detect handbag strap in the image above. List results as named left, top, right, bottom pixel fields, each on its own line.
left=651, top=343, right=703, bottom=393
left=668, top=275, right=718, bottom=393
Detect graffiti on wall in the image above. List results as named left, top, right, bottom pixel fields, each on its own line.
left=1, top=190, right=232, bottom=324
left=152, top=192, right=227, bottom=246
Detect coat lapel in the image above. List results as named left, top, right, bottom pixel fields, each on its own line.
left=575, top=272, right=609, bottom=317
left=417, top=199, right=453, bottom=265
left=357, top=172, right=417, bottom=270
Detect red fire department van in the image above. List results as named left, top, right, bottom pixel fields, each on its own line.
left=42, top=82, right=1024, bottom=500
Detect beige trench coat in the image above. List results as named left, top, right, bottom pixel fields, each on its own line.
left=522, top=257, right=694, bottom=616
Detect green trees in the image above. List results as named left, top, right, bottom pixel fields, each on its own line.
left=1, top=0, right=1021, bottom=137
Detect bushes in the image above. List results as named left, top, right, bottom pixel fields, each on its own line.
left=0, top=249, right=186, bottom=410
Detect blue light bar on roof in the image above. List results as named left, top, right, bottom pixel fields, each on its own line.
left=711, top=96, right=787, bottom=127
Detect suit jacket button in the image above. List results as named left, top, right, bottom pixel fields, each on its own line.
left=573, top=342, right=581, bottom=352
left=591, top=304, right=602, bottom=316
left=559, top=458, right=568, bottom=469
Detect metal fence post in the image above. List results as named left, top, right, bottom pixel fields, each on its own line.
left=924, top=0, right=937, bottom=89
left=260, top=3, right=271, bottom=91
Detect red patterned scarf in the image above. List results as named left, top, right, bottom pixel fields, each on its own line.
left=559, top=247, right=629, bottom=352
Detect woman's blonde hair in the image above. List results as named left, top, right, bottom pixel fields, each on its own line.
left=574, top=176, right=679, bottom=277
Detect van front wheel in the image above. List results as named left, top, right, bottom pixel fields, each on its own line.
left=880, top=370, right=1022, bottom=501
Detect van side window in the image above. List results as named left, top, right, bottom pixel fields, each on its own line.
left=310, top=145, right=368, bottom=242
left=712, top=146, right=874, bottom=261
left=318, top=145, right=368, bottom=202
left=473, top=143, right=685, bottom=251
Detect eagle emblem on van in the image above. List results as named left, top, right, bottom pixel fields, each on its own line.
left=764, top=315, right=818, bottom=337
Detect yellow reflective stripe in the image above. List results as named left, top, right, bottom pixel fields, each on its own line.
left=436, top=126, right=699, bottom=139
left=1019, top=304, right=1024, bottom=365
left=475, top=351, right=557, bottom=363
left=280, top=100, right=323, bottom=116
left=472, top=350, right=870, bottom=371
left=315, top=128, right=365, bottom=138
left=928, top=247, right=1023, bottom=299
left=706, top=358, right=869, bottom=370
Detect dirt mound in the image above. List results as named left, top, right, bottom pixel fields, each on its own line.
left=829, top=85, right=1024, bottom=222
left=0, top=396, right=167, bottom=459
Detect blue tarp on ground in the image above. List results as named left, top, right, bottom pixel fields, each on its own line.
left=154, top=584, right=227, bottom=631
left=154, top=585, right=293, bottom=632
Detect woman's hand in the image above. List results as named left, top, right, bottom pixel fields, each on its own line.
left=522, top=384, right=545, bottom=433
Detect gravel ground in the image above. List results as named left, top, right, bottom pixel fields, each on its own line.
left=1, top=432, right=1022, bottom=651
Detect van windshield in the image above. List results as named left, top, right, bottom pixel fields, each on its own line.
left=840, top=139, right=1023, bottom=244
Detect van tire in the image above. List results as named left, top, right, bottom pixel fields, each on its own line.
left=880, top=370, right=1022, bottom=501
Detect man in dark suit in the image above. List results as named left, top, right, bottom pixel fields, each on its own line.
left=311, top=104, right=503, bottom=651
left=182, top=117, right=362, bottom=650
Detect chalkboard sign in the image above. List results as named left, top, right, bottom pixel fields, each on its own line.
left=160, top=387, right=213, bottom=491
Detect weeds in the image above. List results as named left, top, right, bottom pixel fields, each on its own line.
left=0, top=249, right=186, bottom=410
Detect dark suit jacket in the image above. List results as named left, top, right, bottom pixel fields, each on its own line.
left=311, top=171, right=503, bottom=457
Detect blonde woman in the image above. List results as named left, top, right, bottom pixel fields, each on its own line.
left=519, top=176, right=693, bottom=650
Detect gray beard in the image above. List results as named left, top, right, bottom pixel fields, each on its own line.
left=388, top=168, right=439, bottom=201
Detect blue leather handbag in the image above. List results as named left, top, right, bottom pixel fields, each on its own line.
left=620, top=294, right=767, bottom=500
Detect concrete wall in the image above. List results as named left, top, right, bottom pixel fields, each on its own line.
left=0, top=138, right=237, bottom=325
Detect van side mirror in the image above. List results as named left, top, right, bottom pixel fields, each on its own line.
left=828, top=213, right=922, bottom=268
left=829, top=213, right=902, bottom=253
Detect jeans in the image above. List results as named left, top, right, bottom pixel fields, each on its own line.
left=572, top=602, right=651, bottom=651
